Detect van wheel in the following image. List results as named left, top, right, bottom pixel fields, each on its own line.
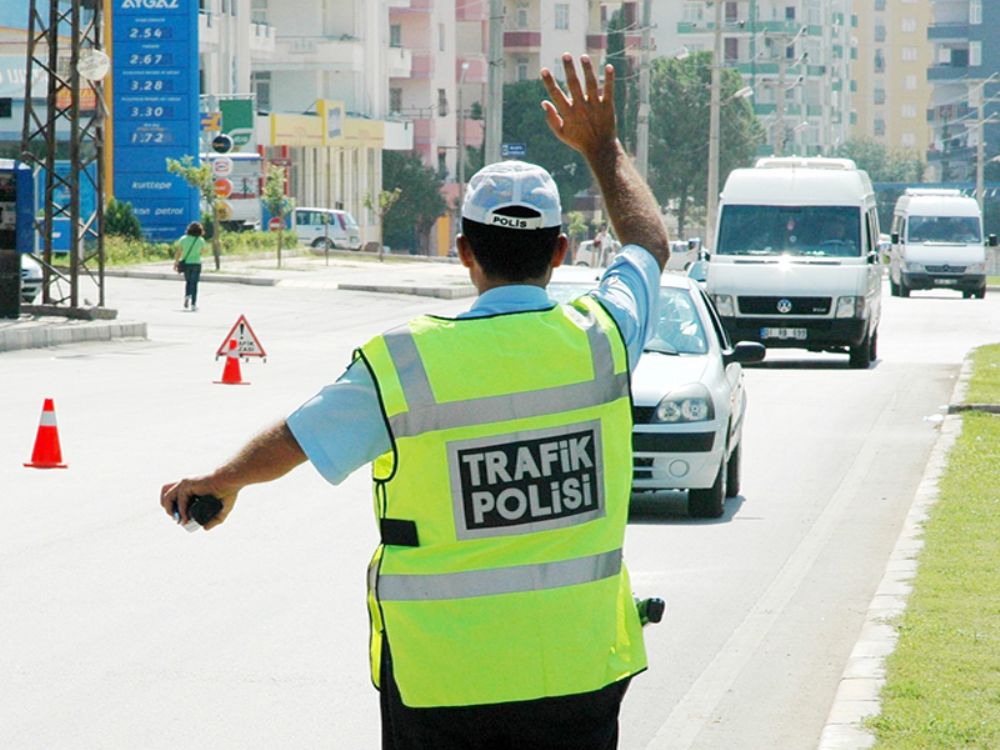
left=898, top=278, right=910, bottom=298
left=689, top=459, right=727, bottom=518
left=849, top=331, right=872, bottom=369
left=312, top=238, right=336, bottom=250
left=868, top=328, right=878, bottom=361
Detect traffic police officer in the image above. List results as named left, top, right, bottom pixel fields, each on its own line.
left=161, top=55, right=671, bottom=749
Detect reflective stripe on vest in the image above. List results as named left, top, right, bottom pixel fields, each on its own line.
left=378, top=547, right=622, bottom=601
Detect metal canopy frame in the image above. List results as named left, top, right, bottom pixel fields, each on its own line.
left=21, top=0, right=106, bottom=309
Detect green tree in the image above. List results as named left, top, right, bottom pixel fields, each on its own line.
left=104, top=197, right=142, bottom=240
left=364, top=187, right=402, bottom=261
left=165, top=155, right=221, bottom=269
left=382, top=151, right=447, bottom=253
left=261, top=164, right=294, bottom=268
left=501, top=79, right=591, bottom=210
left=834, top=138, right=925, bottom=229
left=647, top=52, right=762, bottom=237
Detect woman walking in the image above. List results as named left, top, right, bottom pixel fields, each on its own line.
left=173, top=221, right=206, bottom=311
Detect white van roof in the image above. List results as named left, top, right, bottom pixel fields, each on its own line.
left=721, top=160, right=874, bottom=205
left=754, top=156, right=858, bottom=171
left=895, top=192, right=981, bottom=217
left=903, top=188, right=961, bottom=197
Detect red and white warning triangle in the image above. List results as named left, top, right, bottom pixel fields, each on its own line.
left=216, top=314, right=267, bottom=360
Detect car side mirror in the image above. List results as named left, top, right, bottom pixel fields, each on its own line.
left=687, top=259, right=709, bottom=282
left=989, top=234, right=998, bottom=247
left=890, top=232, right=899, bottom=244
left=724, top=341, right=766, bottom=366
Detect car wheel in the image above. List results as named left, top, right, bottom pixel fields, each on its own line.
left=312, top=238, right=335, bottom=250
left=848, top=330, right=872, bottom=369
left=575, top=261, right=590, bottom=267
left=899, top=277, right=910, bottom=298
left=688, top=458, right=726, bottom=518
left=889, top=275, right=899, bottom=296
left=976, top=287, right=987, bottom=300
left=868, top=327, right=878, bottom=362
left=724, top=441, right=741, bottom=498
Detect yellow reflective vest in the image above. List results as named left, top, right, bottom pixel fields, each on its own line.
left=356, top=294, right=646, bottom=708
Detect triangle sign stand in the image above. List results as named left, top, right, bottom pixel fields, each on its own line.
left=216, top=314, right=268, bottom=362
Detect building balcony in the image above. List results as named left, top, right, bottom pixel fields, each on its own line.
left=270, top=35, right=363, bottom=72
left=457, top=57, right=487, bottom=84
left=249, top=22, right=276, bottom=56
left=459, top=117, right=484, bottom=148
left=198, top=11, right=219, bottom=48
left=388, top=46, right=412, bottom=78
left=411, top=52, right=435, bottom=79
left=390, top=0, right=433, bottom=15
left=928, top=64, right=972, bottom=82
left=413, top=117, right=435, bottom=147
left=504, top=31, right=542, bottom=51
left=928, top=22, right=970, bottom=41
left=586, top=34, right=606, bottom=52
left=456, top=0, right=487, bottom=22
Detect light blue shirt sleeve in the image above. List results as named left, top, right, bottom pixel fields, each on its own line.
left=287, top=245, right=661, bottom=486
left=589, top=245, right=662, bottom=370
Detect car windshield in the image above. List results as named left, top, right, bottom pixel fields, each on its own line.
left=717, top=205, right=862, bottom=257
left=546, top=284, right=708, bottom=356
left=907, top=216, right=981, bottom=244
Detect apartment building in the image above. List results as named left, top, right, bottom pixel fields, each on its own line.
left=659, top=0, right=852, bottom=158
left=500, top=0, right=605, bottom=84
left=852, top=0, right=932, bottom=156
left=926, top=0, right=1000, bottom=182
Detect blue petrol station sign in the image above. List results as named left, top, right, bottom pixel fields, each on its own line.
left=112, top=0, right=200, bottom=242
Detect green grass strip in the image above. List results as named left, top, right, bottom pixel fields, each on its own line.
left=870, top=346, right=1000, bottom=749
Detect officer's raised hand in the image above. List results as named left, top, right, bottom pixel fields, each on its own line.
left=540, top=54, right=616, bottom=159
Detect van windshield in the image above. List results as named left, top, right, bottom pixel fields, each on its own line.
left=907, top=216, right=981, bottom=244
left=717, top=205, right=862, bottom=257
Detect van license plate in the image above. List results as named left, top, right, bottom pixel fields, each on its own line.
left=761, top=327, right=807, bottom=340
left=937, top=278, right=958, bottom=285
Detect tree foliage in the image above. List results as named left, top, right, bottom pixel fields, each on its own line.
left=382, top=150, right=446, bottom=253
left=501, top=79, right=591, bottom=209
left=165, top=155, right=221, bottom=268
left=104, top=198, right=142, bottom=240
left=647, top=52, right=763, bottom=237
left=261, top=164, right=294, bottom=267
left=833, top=138, right=924, bottom=183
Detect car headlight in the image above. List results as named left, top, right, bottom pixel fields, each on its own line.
left=835, top=295, right=866, bottom=319
left=967, top=262, right=986, bottom=274
left=904, top=261, right=924, bottom=273
left=710, top=294, right=735, bottom=316
left=653, top=383, right=715, bottom=423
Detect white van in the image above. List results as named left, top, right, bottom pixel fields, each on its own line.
left=888, top=188, right=996, bottom=299
left=705, top=157, right=882, bottom=369
left=293, top=207, right=362, bottom=250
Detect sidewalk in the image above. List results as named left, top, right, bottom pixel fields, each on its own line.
left=1, top=252, right=474, bottom=353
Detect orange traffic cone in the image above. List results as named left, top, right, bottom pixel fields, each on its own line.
left=24, top=398, right=68, bottom=469
left=215, top=339, right=249, bottom=385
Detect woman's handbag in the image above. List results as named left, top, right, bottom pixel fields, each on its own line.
left=175, top=259, right=187, bottom=274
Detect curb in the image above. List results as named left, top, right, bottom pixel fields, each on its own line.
left=104, top=268, right=278, bottom=286
left=337, top=283, right=476, bottom=300
left=0, top=319, right=147, bottom=353
left=816, top=359, right=971, bottom=749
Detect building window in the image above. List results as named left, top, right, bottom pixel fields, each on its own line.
left=251, top=71, right=271, bottom=111
left=875, top=25, right=885, bottom=42
left=389, top=88, right=402, bottom=114
left=516, top=3, right=529, bottom=29
left=250, top=0, right=268, bottom=24
left=904, top=74, right=917, bottom=90
left=725, top=2, right=738, bottom=23
left=724, top=37, right=739, bottom=62
left=437, top=149, right=447, bottom=179
left=389, top=24, right=402, bottom=48
left=901, top=132, right=916, bottom=148
left=874, top=0, right=885, bottom=9
left=901, top=47, right=917, bottom=62
left=901, top=18, right=917, bottom=33
left=970, top=42, right=982, bottom=66
left=439, top=23, right=445, bottom=52
left=874, top=118, right=885, bottom=136
left=874, top=51, right=885, bottom=73
left=874, top=88, right=886, bottom=104
left=970, top=0, right=982, bottom=24
left=902, top=104, right=917, bottom=119
left=517, top=58, right=529, bottom=81
left=785, top=6, right=796, bottom=21
left=682, top=2, right=704, bottom=23
left=437, top=88, right=448, bottom=117
left=554, top=3, right=569, bottom=30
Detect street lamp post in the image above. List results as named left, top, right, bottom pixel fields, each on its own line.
left=458, top=61, right=470, bottom=209
left=706, top=0, right=723, bottom=251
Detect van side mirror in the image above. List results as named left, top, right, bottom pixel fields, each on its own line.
left=890, top=232, right=899, bottom=244
left=687, top=239, right=698, bottom=251
left=989, top=234, right=998, bottom=247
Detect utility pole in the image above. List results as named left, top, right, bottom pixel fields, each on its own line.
left=485, top=0, right=504, bottom=164
left=775, top=49, right=787, bottom=157
left=972, top=74, right=998, bottom=211
left=705, top=0, right=723, bottom=249
left=635, top=0, right=652, bottom=180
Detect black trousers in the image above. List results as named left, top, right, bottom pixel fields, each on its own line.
left=183, top=263, right=201, bottom=305
left=379, top=646, right=630, bottom=750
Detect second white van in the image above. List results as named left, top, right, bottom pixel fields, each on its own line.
left=888, top=188, right=996, bottom=299
left=705, top=157, right=883, bottom=369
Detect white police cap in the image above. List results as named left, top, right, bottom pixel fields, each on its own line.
left=461, top=160, right=562, bottom=230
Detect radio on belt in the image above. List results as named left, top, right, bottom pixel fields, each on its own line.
left=172, top=494, right=223, bottom=532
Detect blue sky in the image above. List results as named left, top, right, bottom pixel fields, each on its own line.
left=0, top=5, right=29, bottom=29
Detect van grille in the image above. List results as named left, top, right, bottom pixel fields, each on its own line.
left=924, top=264, right=966, bottom=274
left=737, top=296, right=831, bottom=315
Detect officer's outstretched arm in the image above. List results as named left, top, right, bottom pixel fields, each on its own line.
left=541, top=53, right=670, bottom=271
left=160, top=420, right=306, bottom=531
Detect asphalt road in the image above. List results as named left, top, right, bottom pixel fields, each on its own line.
left=1, top=271, right=997, bottom=749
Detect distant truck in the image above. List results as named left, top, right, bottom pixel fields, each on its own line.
left=705, top=157, right=882, bottom=369
left=888, top=188, right=996, bottom=300
left=201, top=152, right=262, bottom=232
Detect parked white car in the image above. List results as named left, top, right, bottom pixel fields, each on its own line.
left=549, top=272, right=765, bottom=517
left=293, top=207, right=362, bottom=250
